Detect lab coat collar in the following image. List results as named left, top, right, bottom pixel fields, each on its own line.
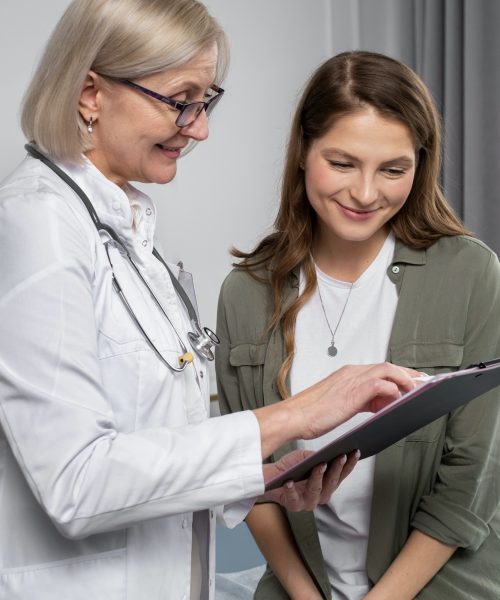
left=55, top=156, right=157, bottom=263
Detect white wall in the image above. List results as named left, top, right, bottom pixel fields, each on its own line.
left=0, top=0, right=332, bottom=389
left=152, top=0, right=333, bottom=342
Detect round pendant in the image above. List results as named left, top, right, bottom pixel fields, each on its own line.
left=327, top=343, right=338, bottom=357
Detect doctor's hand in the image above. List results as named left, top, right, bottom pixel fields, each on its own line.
left=255, top=362, right=419, bottom=459
left=261, top=449, right=359, bottom=511
left=292, top=362, right=420, bottom=440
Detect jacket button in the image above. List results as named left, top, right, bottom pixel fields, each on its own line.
left=391, top=265, right=400, bottom=274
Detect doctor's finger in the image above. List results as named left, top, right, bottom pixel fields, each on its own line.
left=371, top=362, right=419, bottom=391
left=348, top=362, right=416, bottom=395
left=352, top=378, right=404, bottom=414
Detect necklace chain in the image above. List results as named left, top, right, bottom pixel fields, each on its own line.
left=316, top=278, right=354, bottom=357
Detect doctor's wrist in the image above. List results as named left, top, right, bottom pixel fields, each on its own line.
left=253, top=401, right=302, bottom=460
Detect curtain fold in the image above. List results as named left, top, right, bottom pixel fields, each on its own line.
left=329, top=0, right=499, bottom=253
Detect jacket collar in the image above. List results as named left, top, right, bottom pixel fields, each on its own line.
left=288, top=237, right=427, bottom=287
left=393, top=238, right=427, bottom=265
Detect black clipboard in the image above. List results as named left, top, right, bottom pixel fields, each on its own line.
left=265, top=358, right=500, bottom=491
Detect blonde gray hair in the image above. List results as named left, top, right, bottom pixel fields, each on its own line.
left=21, top=0, right=228, bottom=162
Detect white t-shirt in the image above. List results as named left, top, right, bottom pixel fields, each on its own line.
left=291, top=233, right=398, bottom=600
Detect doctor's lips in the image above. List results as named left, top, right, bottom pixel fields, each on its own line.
left=156, top=143, right=185, bottom=157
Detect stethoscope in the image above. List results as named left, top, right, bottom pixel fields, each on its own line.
left=25, top=143, right=220, bottom=372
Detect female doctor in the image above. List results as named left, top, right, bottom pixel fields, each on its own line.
left=0, top=1, right=417, bottom=599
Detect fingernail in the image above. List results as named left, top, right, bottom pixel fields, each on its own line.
left=320, top=463, right=327, bottom=473
left=285, top=480, right=294, bottom=489
left=339, top=454, right=347, bottom=465
left=355, top=450, right=361, bottom=459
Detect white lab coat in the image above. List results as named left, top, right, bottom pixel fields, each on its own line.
left=0, top=155, right=264, bottom=599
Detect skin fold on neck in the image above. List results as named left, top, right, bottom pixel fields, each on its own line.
left=312, top=224, right=391, bottom=283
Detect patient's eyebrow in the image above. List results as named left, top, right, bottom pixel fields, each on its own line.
left=323, top=147, right=415, bottom=166
left=380, top=155, right=415, bottom=167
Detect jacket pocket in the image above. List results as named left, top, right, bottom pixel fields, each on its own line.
left=391, top=342, right=463, bottom=444
left=229, top=343, right=267, bottom=409
left=0, top=548, right=126, bottom=600
left=390, top=341, right=464, bottom=370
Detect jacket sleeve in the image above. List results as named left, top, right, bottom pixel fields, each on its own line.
left=411, top=250, right=500, bottom=550
left=0, top=189, right=264, bottom=540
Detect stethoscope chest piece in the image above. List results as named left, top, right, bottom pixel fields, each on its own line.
left=188, top=327, right=220, bottom=361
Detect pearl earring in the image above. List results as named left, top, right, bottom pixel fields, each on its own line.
left=87, top=116, right=94, bottom=134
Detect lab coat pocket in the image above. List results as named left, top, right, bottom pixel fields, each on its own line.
left=229, top=343, right=267, bottom=409
left=96, top=270, right=164, bottom=358
left=0, top=548, right=126, bottom=600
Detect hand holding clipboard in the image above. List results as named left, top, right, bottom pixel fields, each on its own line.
left=265, top=358, right=500, bottom=491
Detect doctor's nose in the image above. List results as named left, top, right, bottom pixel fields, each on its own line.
left=179, top=109, right=209, bottom=142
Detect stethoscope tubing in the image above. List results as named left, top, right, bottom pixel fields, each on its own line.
left=24, top=143, right=219, bottom=371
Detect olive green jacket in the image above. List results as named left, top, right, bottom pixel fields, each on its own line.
left=215, top=236, right=500, bottom=599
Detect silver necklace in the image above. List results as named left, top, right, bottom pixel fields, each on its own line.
left=316, top=278, right=354, bottom=357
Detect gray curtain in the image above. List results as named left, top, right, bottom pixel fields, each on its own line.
left=329, top=0, right=500, bottom=254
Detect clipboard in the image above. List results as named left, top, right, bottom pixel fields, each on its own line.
left=265, top=358, right=500, bottom=491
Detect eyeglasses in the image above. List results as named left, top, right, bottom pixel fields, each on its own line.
left=120, top=79, right=225, bottom=127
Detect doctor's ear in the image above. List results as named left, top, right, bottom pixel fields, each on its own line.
left=79, top=70, right=102, bottom=124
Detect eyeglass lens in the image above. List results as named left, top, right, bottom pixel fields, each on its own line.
left=176, top=92, right=223, bottom=127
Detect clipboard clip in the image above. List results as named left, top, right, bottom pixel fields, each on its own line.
left=467, top=357, right=500, bottom=369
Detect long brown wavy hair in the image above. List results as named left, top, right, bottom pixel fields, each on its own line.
left=232, top=51, right=469, bottom=398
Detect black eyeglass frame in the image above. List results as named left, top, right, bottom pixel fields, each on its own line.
left=119, top=79, right=224, bottom=127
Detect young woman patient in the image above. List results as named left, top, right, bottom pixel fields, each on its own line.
left=215, top=51, right=500, bottom=600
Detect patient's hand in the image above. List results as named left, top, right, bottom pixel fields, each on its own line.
left=261, top=449, right=359, bottom=511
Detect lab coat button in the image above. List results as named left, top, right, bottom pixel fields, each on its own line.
left=182, top=518, right=188, bottom=528
left=199, top=371, right=204, bottom=379
left=391, top=265, right=400, bottom=274
left=146, top=208, right=152, bottom=216
left=142, top=240, right=148, bottom=247
left=112, top=201, right=121, bottom=211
